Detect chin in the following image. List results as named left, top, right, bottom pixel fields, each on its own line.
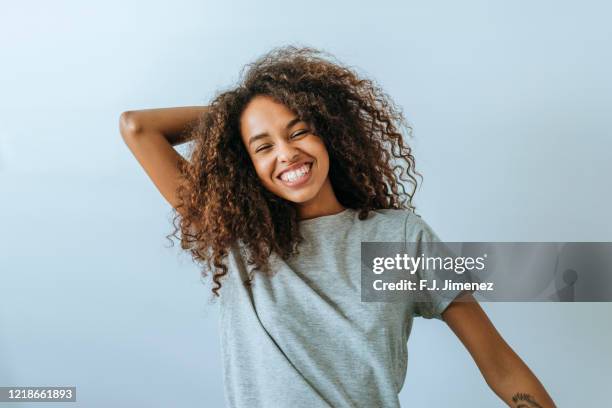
left=277, top=188, right=319, bottom=204
left=265, top=179, right=320, bottom=203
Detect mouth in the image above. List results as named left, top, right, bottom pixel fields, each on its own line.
left=276, top=161, right=314, bottom=188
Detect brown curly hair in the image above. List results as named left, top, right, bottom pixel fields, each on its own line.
left=167, top=45, right=421, bottom=299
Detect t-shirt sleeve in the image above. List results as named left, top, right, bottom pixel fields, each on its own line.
left=404, top=211, right=475, bottom=320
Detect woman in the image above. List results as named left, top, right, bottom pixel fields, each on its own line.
left=119, top=46, right=555, bottom=407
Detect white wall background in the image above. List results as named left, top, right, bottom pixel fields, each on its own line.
left=1, top=0, right=610, bottom=406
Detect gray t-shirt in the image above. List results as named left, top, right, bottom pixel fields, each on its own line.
left=218, top=208, right=466, bottom=408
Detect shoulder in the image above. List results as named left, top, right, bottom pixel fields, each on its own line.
left=365, top=208, right=411, bottom=223
left=403, top=210, right=442, bottom=243
left=367, top=208, right=421, bottom=226
left=364, top=208, right=441, bottom=242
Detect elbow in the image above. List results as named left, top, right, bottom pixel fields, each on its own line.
left=119, top=111, right=143, bottom=139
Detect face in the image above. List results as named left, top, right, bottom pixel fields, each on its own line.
left=240, top=95, right=332, bottom=205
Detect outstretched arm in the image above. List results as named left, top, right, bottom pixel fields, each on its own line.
left=442, top=294, right=556, bottom=407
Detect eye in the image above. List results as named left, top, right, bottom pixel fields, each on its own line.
left=290, top=129, right=309, bottom=139
left=255, top=144, right=271, bottom=153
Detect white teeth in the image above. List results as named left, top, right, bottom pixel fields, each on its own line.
left=280, top=163, right=311, bottom=182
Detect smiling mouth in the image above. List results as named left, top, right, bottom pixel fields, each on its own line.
left=277, top=162, right=313, bottom=186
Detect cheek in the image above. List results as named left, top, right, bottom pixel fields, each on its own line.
left=252, top=157, right=275, bottom=183
left=313, top=143, right=330, bottom=171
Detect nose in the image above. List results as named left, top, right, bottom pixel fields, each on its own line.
left=276, top=139, right=301, bottom=163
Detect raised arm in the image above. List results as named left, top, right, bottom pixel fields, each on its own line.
left=118, top=106, right=209, bottom=214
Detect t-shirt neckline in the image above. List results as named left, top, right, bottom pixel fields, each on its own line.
left=298, top=208, right=355, bottom=227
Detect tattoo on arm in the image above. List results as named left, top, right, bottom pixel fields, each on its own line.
left=511, top=392, right=544, bottom=408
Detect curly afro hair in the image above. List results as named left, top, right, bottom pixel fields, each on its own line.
left=167, top=45, right=421, bottom=299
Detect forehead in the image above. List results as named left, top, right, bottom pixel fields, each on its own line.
left=240, top=95, right=297, bottom=137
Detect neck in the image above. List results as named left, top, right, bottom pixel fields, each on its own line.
left=296, top=177, right=346, bottom=221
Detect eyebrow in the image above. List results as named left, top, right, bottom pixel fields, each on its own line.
left=248, top=117, right=303, bottom=147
